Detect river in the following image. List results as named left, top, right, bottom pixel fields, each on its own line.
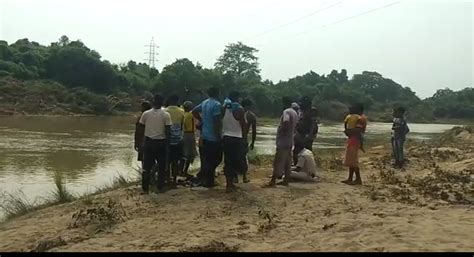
left=0, top=116, right=459, bottom=219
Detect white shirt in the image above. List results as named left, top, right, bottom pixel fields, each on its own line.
left=296, top=149, right=317, bottom=177
left=139, top=108, right=172, bottom=140
left=223, top=108, right=243, bottom=138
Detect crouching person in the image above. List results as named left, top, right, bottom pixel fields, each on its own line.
left=288, top=148, right=320, bottom=183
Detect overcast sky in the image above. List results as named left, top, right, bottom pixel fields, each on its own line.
left=0, top=0, right=472, bottom=98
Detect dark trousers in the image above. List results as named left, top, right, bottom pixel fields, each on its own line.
left=392, top=137, right=406, bottom=166
left=143, top=137, right=168, bottom=192
left=293, top=136, right=314, bottom=166
left=223, top=136, right=244, bottom=180
left=169, top=142, right=183, bottom=178
left=201, top=140, right=223, bottom=187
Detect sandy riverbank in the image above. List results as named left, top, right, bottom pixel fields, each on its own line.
left=0, top=127, right=472, bottom=252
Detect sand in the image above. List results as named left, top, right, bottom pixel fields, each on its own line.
left=0, top=130, right=473, bottom=252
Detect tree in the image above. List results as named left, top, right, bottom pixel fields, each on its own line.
left=58, top=35, right=70, bottom=47
left=214, top=42, right=260, bottom=80
left=160, top=58, right=204, bottom=98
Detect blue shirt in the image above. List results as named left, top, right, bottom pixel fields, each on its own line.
left=193, top=98, right=222, bottom=142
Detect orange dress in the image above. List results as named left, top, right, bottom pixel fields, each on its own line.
left=343, top=115, right=367, bottom=168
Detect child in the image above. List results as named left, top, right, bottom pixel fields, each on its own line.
left=182, top=101, right=197, bottom=179
left=165, top=95, right=185, bottom=188
left=134, top=101, right=152, bottom=168
left=344, top=106, right=365, bottom=152
left=392, top=107, right=410, bottom=168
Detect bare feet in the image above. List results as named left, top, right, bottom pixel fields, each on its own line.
left=349, top=180, right=362, bottom=185
left=226, top=185, right=238, bottom=193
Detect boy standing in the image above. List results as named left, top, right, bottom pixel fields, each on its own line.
left=182, top=101, right=197, bottom=178
left=165, top=95, right=185, bottom=187
left=241, top=99, right=257, bottom=183
left=392, top=107, right=410, bottom=168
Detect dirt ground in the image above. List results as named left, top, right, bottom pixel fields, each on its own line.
left=0, top=128, right=472, bottom=252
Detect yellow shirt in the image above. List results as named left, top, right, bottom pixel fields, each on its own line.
left=165, top=106, right=185, bottom=125
left=344, top=114, right=361, bottom=130
left=183, top=112, right=195, bottom=133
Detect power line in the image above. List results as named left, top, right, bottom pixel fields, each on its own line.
left=243, top=0, right=344, bottom=42
left=144, top=37, right=159, bottom=69
left=293, top=1, right=401, bottom=38
left=328, top=1, right=400, bottom=26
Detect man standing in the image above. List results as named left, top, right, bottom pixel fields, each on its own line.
left=266, top=97, right=298, bottom=187
left=137, top=94, right=171, bottom=194
left=165, top=95, right=185, bottom=187
left=192, top=87, right=223, bottom=188
left=293, top=96, right=317, bottom=165
left=241, top=99, right=257, bottom=183
left=134, top=101, right=152, bottom=169
left=222, top=91, right=246, bottom=192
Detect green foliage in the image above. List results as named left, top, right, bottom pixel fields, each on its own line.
left=426, top=88, right=474, bottom=119
left=215, top=41, right=261, bottom=81
left=0, top=36, right=472, bottom=121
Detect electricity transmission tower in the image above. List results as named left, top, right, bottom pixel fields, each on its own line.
left=144, top=37, right=159, bottom=68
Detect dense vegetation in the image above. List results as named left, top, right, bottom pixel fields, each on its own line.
left=0, top=36, right=472, bottom=121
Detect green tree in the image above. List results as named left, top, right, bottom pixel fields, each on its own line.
left=160, top=58, right=204, bottom=99
left=215, top=42, right=261, bottom=80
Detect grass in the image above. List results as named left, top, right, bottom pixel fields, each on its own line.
left=51, top=170, right=75, bottom=204
left=0, top=190, right=36, bottom=220
left=247, top=151, right=274, bottom=166
left=113, top=172, right=130, bottom=187
left=81, top=193, right=94, bottom=206
left=0, top=171, right=139, bottom=222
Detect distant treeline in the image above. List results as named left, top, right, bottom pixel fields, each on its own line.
left=0, top=36, right=472, bottom=121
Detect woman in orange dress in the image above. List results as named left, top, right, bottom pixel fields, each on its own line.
left=342, top=103, right=367, bottom=185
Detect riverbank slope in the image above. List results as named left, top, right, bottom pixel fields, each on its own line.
left=0, top=127, right=472, bottom=252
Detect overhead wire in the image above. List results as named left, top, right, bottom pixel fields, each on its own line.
left=292, top=1, right=401, bottom=38
left=242, top=0, right=344, bottom=42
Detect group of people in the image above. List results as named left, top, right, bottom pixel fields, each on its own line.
left=134, top=86, right=410, bottom=194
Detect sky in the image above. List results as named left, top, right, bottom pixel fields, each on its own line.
left=0, top=0, right=472, bottom=98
